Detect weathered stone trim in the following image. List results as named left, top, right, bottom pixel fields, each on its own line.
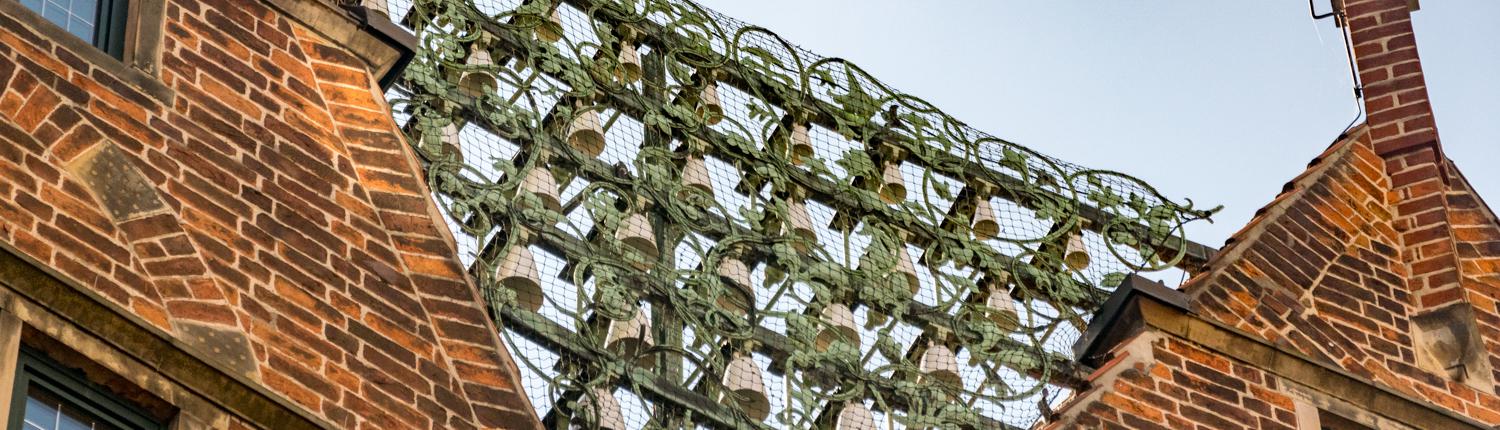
left=0, top=244, right=331, bottom=430
left=254, top=0, right=413, bottom=86
left=1137, top=298, right=1486, bottom=429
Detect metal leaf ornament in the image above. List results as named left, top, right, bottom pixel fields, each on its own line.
left=392, top=0, right=1219, bottom=427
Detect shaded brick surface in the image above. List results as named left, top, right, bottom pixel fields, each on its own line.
left=1049, top=1, right=1500, bottom=428
left=0, top=1, right=537, bottom=428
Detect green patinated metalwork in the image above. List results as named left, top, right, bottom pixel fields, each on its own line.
left=389, top=0, right=1219, bottom=428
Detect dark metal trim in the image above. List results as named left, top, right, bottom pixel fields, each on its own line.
left=8, top=346, right=167, bottom=430
left=343, top=5, right=417, bottom=90
left=1071, top=275, right=1188, bottom=363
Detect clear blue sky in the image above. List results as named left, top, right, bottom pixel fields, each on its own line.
left=693, top=1, right=1500, bottom=247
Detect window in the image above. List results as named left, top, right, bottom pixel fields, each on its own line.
left=7, top=348, right=163, bottom=430
left=16, top=0, right=128, bottom=58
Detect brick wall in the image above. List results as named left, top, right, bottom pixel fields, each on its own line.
left=1048, top=2, right=1500, bottom=428
left=1184, top=133, right=1500, bottom=424
left=0, top=0, right=537, bottom=428
left=1051, top=334, right=1301, bottom=430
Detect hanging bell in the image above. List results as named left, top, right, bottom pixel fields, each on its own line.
left=919, top=343, right=962, bottom=388
left=859, top=243, right=921, bottom=296
left=615, top=43, right=642, bottom=84
left=574, top=388, right=626, bottom=430
left=971, top=197, right=1000, bottom=240
left=834, top=403, right=877, bottom=430
left=535, top=9, right=564, bottom=42
left=716, top=257, right=754, bottom=315
left=721, top=354, right=771, bottom=421
left=985, top=290, right=1020, bottom=332
left=879, top=162, right=906, bottom=204
left=1064, top=232, right=1090, bottom=270
left=520, top=167, right=563, bottom=213
left=616, top=213, right=658, bottom=269
left=460, top=45, right=497, bottom=98
left=788, top=123, right=813, bottom=165
left=785, top=199, right=817, bottom=252
left=568, top=109, right=606, bottom=157
left=896, top=245, right=920, bottom=295
left=604, top=308, right=655, bottom=367
left=816, top=303, right=859, bottom=352
left=680, top=155, right=714, bottom=199
left=497, top=244, right=544, bottom=312
left=697, top=83, right=724, bottom=125
left=437, top=124, right=464, bottom=164
left=981, top=273, right=1019, bottom=332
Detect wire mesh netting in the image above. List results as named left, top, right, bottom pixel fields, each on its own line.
left=381, top=0, right=1220, bottom=428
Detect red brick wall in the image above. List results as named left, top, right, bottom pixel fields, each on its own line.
left=1184, top=134, right=1500, bottom=422
left=0, top=0, right=536, bottom=428
left=1050, top=334, right=1301, bottom=430
left=1052, top=134, right=1500, bottom=428
left=1050, top=2, right=1500, bottom=428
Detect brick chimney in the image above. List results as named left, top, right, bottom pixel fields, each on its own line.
left=1339, top=0, right=1461, bottom=308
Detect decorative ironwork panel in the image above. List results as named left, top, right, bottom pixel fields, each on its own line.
left=385, top=0, right=1220, bottom=428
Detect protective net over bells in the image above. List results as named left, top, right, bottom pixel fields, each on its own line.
left=388, top=0, right=1220, bottom=427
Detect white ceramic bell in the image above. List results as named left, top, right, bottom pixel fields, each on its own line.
left=460, top=46, right=497, bottom=98
left=616, top=213, right=658, bottom=269
left=721, top=355, right=770, bottom=421
left=919, top=343, right=962, bottom=388
left=789, top=123, right=813, bottom=165
left=785, top=199, right=816, bottom=252
left=604, top=308, right=654, bottom=367
left=1064, top=232, right=1089, bottom=271
left=520, top=167, right=562, bottom=213
left=896, top=246, right=920, bottom=295
left=717, top=257, right=752, bottom=291
left=697, top=83, right=723, bottom=125
left=568, top=110, right=606, bottom=157
left=816, top=303, right=859, bottom=352
left=574, top=388, right=625, bottom=430
left=535, top=9, right=564, bottom=42
left=972, top=197, right=999, bottom=240
left=497, top=244, right=543, bottom=312
left=834, top=403, right=877, bottom=430
left=985, top=289, right=1019, bottom=332
left=615, top=43, right=641, bottom=84
left=716, top=257, right=753, bottom=315
left=680, top=155, right=714, bottom=198
left=879, top=162, right=905, bottom=204
left=438, top=124, right=463, bottom=164
left=858, top=244, right=920, bottom=295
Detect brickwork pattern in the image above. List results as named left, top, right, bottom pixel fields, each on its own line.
left=1346, top=0, right=1465, bottom=310
left=1185, top=135, right=1500, bottom=423
left=0, top=0, right=536, bottom=428
left=1051, top=335, right=1301, bottom=430
left=1049, top=1, right=1500, bottom=427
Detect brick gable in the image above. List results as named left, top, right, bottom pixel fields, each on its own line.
left=0, top=0, right=537, bottom=428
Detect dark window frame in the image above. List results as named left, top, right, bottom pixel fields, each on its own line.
left=14, top=0, right=130, bottom=59
left=6, top=347, right=164, bottom=430
left=0, top=0, right=171, bottom=103
left=93, top=0, right=130, bottom=59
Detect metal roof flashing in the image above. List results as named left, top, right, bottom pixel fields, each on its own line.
left=1071, top=275, right=1190, bottom=366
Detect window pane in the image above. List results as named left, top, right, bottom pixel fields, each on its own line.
left=20, top=0, right=101, bottom=44
left=22, top=384, right=121, bottom=430
left=19, top=0, right=44, bottom=14
left=23, top=391, right=59, bottom=430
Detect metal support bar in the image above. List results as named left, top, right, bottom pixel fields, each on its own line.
left=566, top=0, right=1217, bottom=270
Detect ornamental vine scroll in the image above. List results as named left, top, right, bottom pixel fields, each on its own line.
left=386, top=0, right=1219, bottom=428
